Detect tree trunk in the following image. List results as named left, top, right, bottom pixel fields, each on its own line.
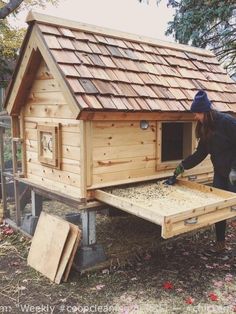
left=0, top=0, right=24, bottom=19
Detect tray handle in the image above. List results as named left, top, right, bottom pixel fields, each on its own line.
left=184, top=217, right=198, bottom=225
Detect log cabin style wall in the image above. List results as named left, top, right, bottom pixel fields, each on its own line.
left=22, top=60, right=82, bottom=199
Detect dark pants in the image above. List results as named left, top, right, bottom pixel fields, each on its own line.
left=213, top=172, right=236, bottom=242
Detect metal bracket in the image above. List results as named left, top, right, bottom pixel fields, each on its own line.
left=231, top=206, right=236, bottom=212
left=184, top=217, right=198, bottom=225
left=188, top=175, right=197, bottom=181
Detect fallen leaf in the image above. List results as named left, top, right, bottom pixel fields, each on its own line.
left=163, top=281, right=174, bottom=290
left=176, top=288, right=183, bottom=293
left=3, top=227, right=14, bottom=236
left=209, top=292, right=218, bottom=301
left=185, top=297, right=195, bottom=304
left=144, top=253, right=151, bottom=260
left=96, top=284, right=105, bottom=291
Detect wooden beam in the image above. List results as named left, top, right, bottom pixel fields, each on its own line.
left=80, top=121, right=87, bottom=198
left=79, top=111, right=195, bottom=121
left=0, top=127, right=7, bottom=218
left=19, top=107, right=27, bottom=177
left=15, top=177, right=86, bottom=208
left=26, top=11, right=214, bottom=57
left=6, top=31, right=41, bottom=115
left=85, top=121, right=92, bottom=187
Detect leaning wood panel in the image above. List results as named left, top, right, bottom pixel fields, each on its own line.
left=27, top=212, right=70, bottom=282
left=54, top=223, right=80, bottom=284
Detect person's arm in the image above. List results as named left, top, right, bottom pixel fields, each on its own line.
left=165, top=139, right=208, bottom=185
left=223, top=115, right=236, bottom=170
left=182, top=139, right=208, bottom=170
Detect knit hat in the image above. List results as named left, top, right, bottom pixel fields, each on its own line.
left=190, top=90, right=212, bottom=112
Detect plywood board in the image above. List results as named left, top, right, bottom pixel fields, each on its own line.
left=27, top=212, right=70, bottom=282
left=54, top=223, right=81, bottom=284
left=63, top=228, right=81, bottom=282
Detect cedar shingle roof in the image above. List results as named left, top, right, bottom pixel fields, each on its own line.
left=9, top=12, right=236, bottom=113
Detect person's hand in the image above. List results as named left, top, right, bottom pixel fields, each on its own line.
left=174, top=163, right=184, bottom=177
left=229, top=169, right=236, bottom=186
left=163, top=163, right=184, bottom=185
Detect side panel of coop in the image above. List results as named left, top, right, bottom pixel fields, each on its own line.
left=88, top=120, right=213, bottom=189
left=22, top=60, right=82, bottom=199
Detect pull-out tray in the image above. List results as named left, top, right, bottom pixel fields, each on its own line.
left=95, top=180, right=236, bottom=238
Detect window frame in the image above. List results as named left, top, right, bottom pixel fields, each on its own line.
left=156, top=121, right=196, bottom=171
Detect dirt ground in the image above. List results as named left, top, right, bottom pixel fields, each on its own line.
left=0, top=203, right=236, bottom=314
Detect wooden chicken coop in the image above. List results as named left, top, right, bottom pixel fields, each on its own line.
left=2, top=12, right=236, bottom=267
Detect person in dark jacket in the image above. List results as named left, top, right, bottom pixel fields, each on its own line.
left=173, top=90, right=236, bottom=253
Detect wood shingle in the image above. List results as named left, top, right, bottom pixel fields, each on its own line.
left=5, top=11, right=236, bottom=115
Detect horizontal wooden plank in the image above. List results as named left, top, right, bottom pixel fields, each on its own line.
left=25, top=120, right=80, bottom=133
left=25, top=128, right=80, bottom=147
left=93, top=155, right=156, bottom=174
left=24, top=117, right=80, bottom=125
left=93, top=131, right=156, bottom=147
left=26, top=174, right=82, bottom=199
left=93, top=143, right=156, bottom=160
left=30, top=78, right=61, bottom=93
left=27, top=162, right=81, bottom=188
left=92, top=167, right=162, bottom=184
left=25, top=103, right=74, bottom=119
left=26, top=151, right=80, bottom=174
left=25, top=139, right=80, bottom=160
left=93, top=121, right=156, bottom=134
left=80, top=111, right=195, bottom=121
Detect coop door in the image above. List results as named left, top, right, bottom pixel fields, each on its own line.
left=156, top=121, right=195, bottom=170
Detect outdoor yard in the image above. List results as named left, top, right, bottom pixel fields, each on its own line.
left=0, top=207, right=236, bottom=314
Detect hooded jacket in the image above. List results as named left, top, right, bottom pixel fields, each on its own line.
left=182, top=111, right=236, bottom=177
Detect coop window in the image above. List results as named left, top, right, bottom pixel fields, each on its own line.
left=157, top=122, right=194, bottom=169
left=37, top=124, right=61, bottom=169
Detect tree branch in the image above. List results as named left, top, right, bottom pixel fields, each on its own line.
left=0, top=0, right=24, bottom=19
